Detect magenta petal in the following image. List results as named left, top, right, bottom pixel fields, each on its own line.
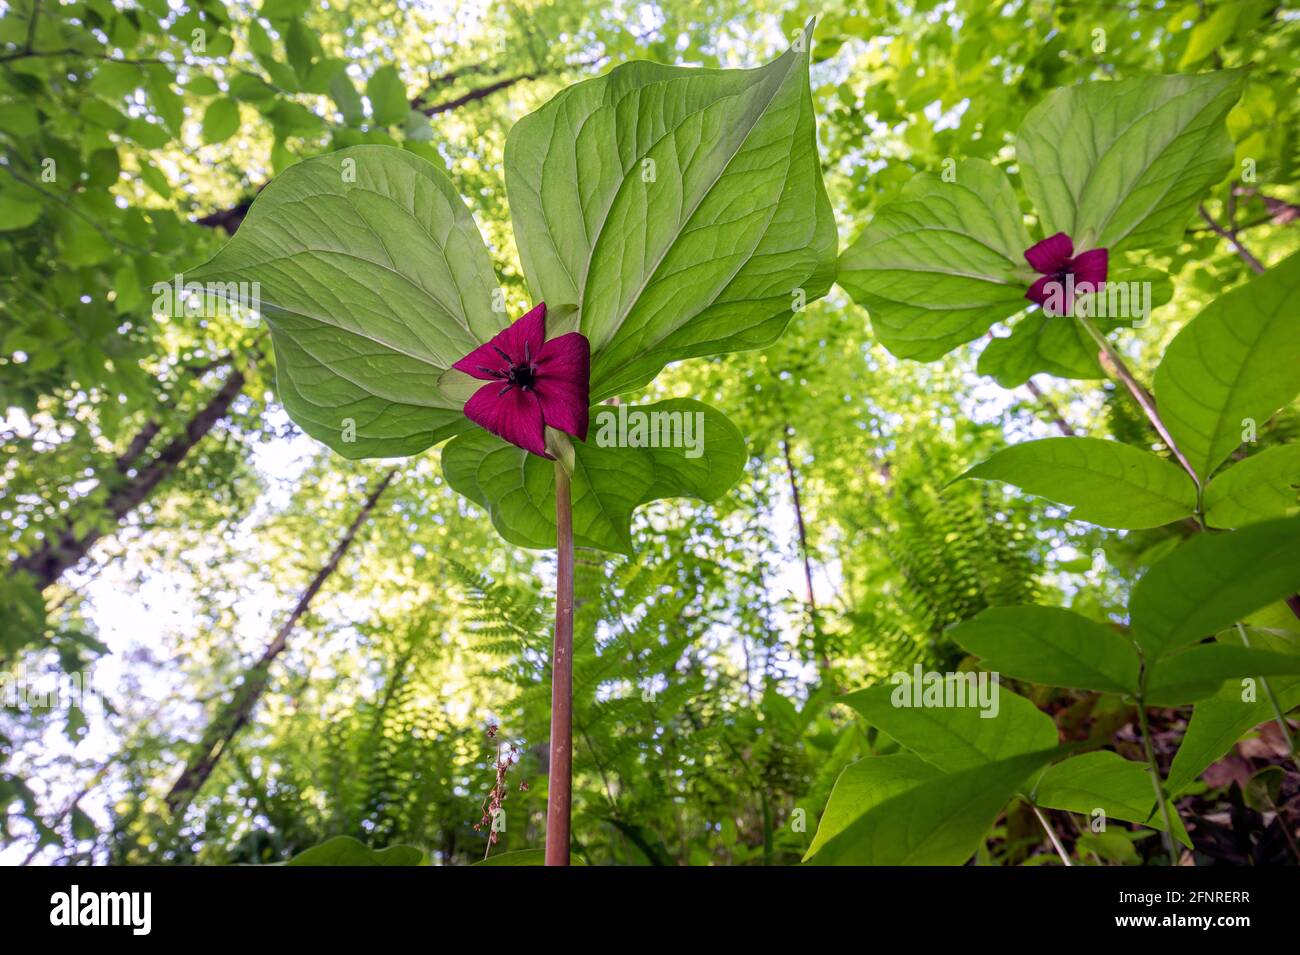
left=1072, top=248, right=1109, bottom=286
left=451, top=302, right=548, bottom=379
left=1025, top=232, right=1073, bottom=274
left=453, top=341, right=510, bottom=380
left=534, top=332, right=591, bottom=440
left=495, top=302, right=547, bottom=362
left=1025, top=274, right=1054, bottom=306
left=464, top=382, right=550, bottom=457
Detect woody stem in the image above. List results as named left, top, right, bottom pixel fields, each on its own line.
left=1077, top=316, right=1204, bottom=520
left=545, top=460, right=575, bottom=866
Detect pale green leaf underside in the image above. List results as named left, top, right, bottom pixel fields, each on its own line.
left=960, top=437, right=1196, bottom=529
left=1017, top=71, right=1243, bottom=252
left=506, top=27, right=836, bottom=400
left=1154, top=250, right=1300, bottom=482
left=978, top=312, right=1104, bottom=387
left=441, top=399, right=746, bottom=553
left=838, top=158, right=1030, bottom=361
left=977, top=265, right=1170, bottom=387
left=190, top=145, right=505, bottom=459
left=948, top=605, right=1138, bottom=695
left=1033, top=751, right=1189, bottom=845
left=840, top=682, right=1057, bottom=774
left=1204, top=444, right=1300, bottom=529
left=807, top=748, right=1063, bottom=866
left=1130, top=515, right=1300, bottom=660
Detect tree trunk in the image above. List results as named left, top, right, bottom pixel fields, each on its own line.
left=9, top=366, right=246, bottom=592
left=781, top=424, right=827, bottom=677
left=165, top=468, right=397, bottom=816
left=1024, top=378, right=1078, bottom=437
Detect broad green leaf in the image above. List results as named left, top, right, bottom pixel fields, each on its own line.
left=978, top=311, right=1104, bottom=387
left=838, top=158, right=1029, bottom=361
left=367, top=65, right=408, bottom=126
left=201, top=97, right=241, bottom=144
left=1204, top=444, right=1300, bottom=528
left=190, top=145, right=503, bottom=459
left=1017, top=72, right=1243, bottom=252
left=285, top=835, right=423, bottom=866
left=1167, top=627, right=1300, bottom=794
left=960, top=437, right=1196, bottom=530
left=1154, top=251, right=1300, bottom=481
left=1145, top=644, right=1300, bottom=705
left=807, top=748, right=1063, bottom=865
left=839, top=682, right=1056, bottom=773
left=948, top=606, right=1138, bottom=695
left=1032, top=751, right=1190, bottom=846
left=442, top=400, right=746, bottom=554
left=803, top=754, right=941, bottom=861
left=1130, top=515, right=1300, bottom=659
left=505, top=24, right=836, bottom=400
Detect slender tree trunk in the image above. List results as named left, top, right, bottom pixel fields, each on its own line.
left=1024, top=378, right=1077, bottom=436
left=781, top=424, right=827, bottom=676
left=9, top=366, right=246, bottom=591
left=165, top=468, right=397, bottom=816
left=1198, top=202, right=1266, bottom=275
left=545, top=462, right=575, bottom=866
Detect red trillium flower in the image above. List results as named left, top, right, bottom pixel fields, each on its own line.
left=452, top=303, right=590, bottom=458
left=1024, top=232, right=1108, bottom=317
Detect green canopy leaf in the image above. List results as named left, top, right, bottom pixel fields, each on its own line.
left=367, top=65, right=409, bottom=126
left=200, top=97, right=241, bottom=144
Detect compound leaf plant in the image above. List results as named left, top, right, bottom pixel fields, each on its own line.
left=189, top=23, right=836, bottom=865
left=808, top=68, right=1300, bottom=865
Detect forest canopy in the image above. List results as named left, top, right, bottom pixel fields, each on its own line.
left=2, top=0, right=1299, bottom=871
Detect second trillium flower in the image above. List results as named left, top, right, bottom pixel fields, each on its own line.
left=453, top=303, right=590, bottom=458
left=1024, top=232, right=1108, bottom=318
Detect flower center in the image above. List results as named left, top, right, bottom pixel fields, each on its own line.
left=507, top=362, right=537, bottom=391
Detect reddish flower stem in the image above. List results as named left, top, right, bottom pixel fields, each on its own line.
left=545, top=460, right=575, bottom=866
